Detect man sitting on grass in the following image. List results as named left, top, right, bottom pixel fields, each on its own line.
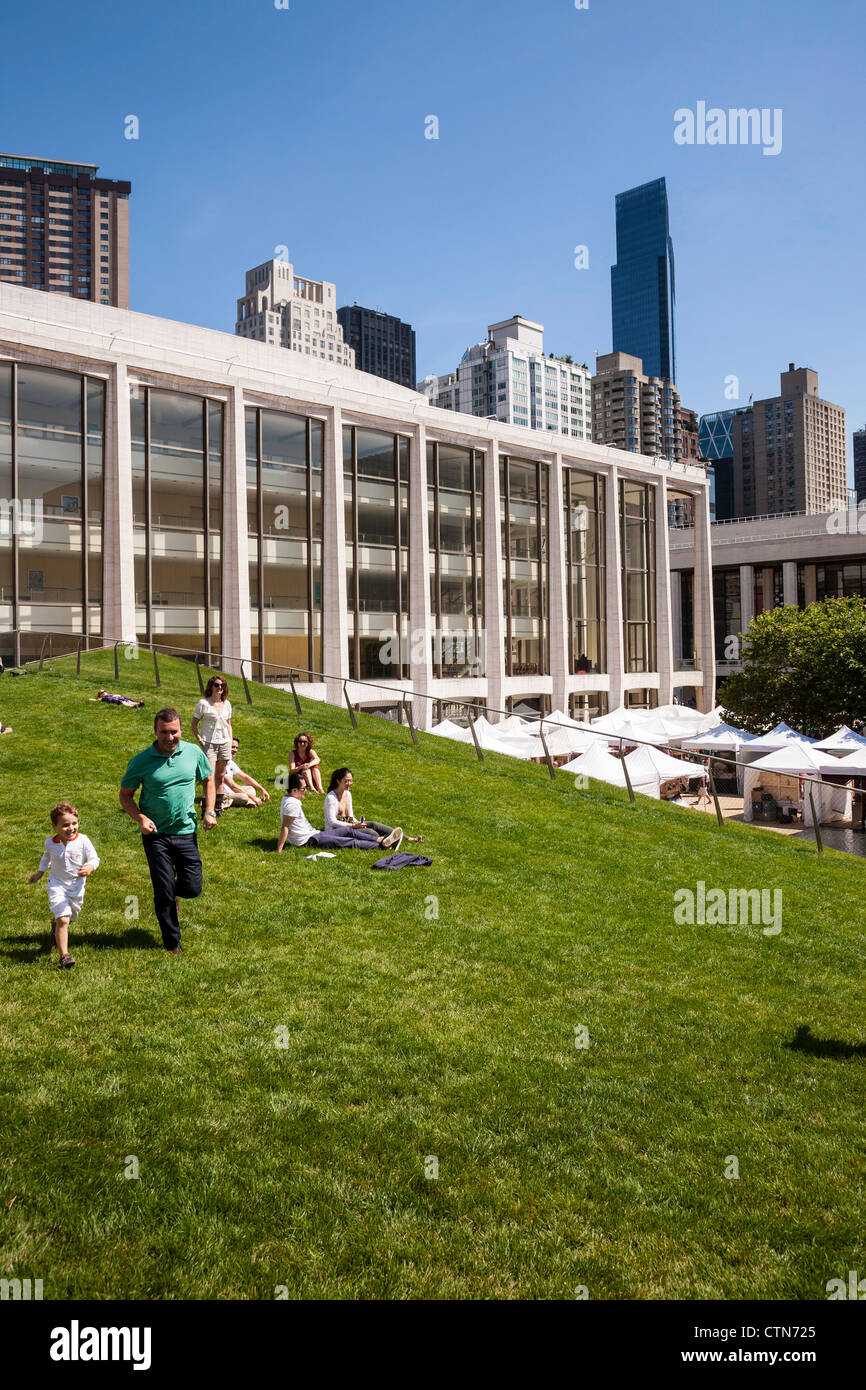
left=276, top=772, right=402, bottom=853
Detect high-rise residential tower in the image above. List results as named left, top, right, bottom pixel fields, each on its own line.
left=336, top=303, right=416, bottom=388
left=235, top=259, right=354, bottom=367
left=592, top=351, right=681, bottom=459
left=699, top=409, right=739, bottom=521
left=610, top=177, right=676, bottom=383
left=418, top=317, right=592, bottom=439
left=731, top=364, right=846, bottom=517
left=0, top=153, right=130, bottom=306
left=854, top=426, right=866, bottom=504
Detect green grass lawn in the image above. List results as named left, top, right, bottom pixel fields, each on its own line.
left=0, top=650, right=864, bottom=1300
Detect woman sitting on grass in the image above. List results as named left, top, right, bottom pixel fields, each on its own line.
left=290, top=732, right=324, bottom=793
left=324, top=767, right=424, bottom=842
left=277, top=773, right=402, bottom=852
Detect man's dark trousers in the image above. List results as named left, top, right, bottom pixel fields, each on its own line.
left=142, top=832, right=203, bottom=949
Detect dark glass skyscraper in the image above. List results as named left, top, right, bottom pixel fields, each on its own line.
left=854, top=427, right=866, bottom=504
left=336, top=304, right=416, bottom=388
left=611, top=178, right=676, bottom=383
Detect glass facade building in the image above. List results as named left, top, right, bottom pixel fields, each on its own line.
left=611, top=178, right=676, bottom=384
left=500, top=456, right=549, bottom=677
left=563, top=468, right=606, bottom=674
left=427, top=442, right=484, bottom=677
left=344, top=426, right=410, bottom=680
left=0, top=361, right=104, bottom=662
left=620, top=478, right=656, bottom=673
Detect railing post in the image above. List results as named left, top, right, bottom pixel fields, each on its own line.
left=38, top=633, right=50, bottom=672
left=621, top=748, right=636, bottom=804
left=195, top=652, right=205, bottom=694
left=152, top=644, right=161, bottom=689
left=113, top=640, right=120, bottom=681
left=538, top=722, right=556, bottom=781
left=343, top=681, right=358, bottom=730
left=706, top=761, right=724, bottom=828
left=402, top=695, right=418, bottom=747
left=288, top=670, right=302, bottom=716
left=808, top=784, right=824, bottom=854
left=467, top=708, right=484, bottom=763
left=75, top=633, right=85, bottom=675
left=239, top=658, right=251, bottom=705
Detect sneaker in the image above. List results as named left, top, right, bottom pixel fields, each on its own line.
left=58, top=953, right=75, bottom=969
left=381, top=827, right=404, bottom=849
left=167, top=947, right=182, bottom=955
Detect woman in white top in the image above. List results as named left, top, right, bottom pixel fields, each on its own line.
left=324, top=767, right=424, bottom=841
left=192, top=676, right=233, bottom=815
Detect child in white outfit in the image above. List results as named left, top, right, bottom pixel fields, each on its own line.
left=29, top=801, right=100, bottom=969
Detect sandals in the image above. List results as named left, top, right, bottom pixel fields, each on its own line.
left=59, top=953, right=75, bottom=969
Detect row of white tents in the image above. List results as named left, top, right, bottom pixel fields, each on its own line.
left=429, top=705, right=866, bottom=822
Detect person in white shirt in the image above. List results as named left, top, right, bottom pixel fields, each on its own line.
left=192, top=677, right=233, bottom=815
left=29, top=800, right=100, bottom=969
left=276, top=773, right=403, bottom=852
left=324, top=767, right=424, bottom=842
left=221, top=736, right=271, bottom=808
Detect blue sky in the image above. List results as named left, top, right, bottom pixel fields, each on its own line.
left=2, top=0, right=865, bottom=467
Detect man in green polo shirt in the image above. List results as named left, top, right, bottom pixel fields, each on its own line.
left=120, top=707, right=216, bottom=953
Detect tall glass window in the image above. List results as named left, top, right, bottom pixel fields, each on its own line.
left=246, top=407, right=323, bottom=676
left=679, top=569, right=694, bottom=666
left=501, top=456, right=549, bottom=676
left=0, top=361, right=105, bottom=663
left=619, top=478, right=656, bottom=673
left=427, top=441, right=484, bottom=677
left=131, top=387, right=222, bottom=658
left=344, top=426, right=409, bottom=680
left=563, top=468, right=606, bottom=674
left=713, top=568, right=741, bottom=661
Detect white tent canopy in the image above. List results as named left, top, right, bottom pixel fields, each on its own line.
left=680, top=722, right=756, bottom=751
left=812, top=725, right=866, bottom=754
left=831, top=748, right=866, bottom=775
left=746, top=721, right=816, bottom=752
left=743, top=743, right=850, bottom=826
left=624, top=744, right=708, bottom=789
left=562, top=742, right=657, bottom=794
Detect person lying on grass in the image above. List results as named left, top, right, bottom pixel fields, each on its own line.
left=276, top=772, right=402, bottom=853
left=324, top=767, right=424, bottom=842
left=220, top=736, right=271, bottom=808
left=29, top=800, right=100, bottom=970
left=290, top=732, right=324, bottom=792
left=90, top=689, right=144, bottom=707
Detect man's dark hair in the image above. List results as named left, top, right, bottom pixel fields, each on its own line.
left=288, top=771, right=306, bottom=792
left=154, top=707, right=182, bottom=729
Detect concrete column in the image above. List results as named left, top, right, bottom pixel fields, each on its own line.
left=693, top=484, right=716, bottom=711
left=739, top=564, right=755, bottom=633
left=655, top=474, right=674, bottom=704
left=322, top=402, right=348, bottom=705
left=783, top=559, right=798, bottom=608
left=670, top=569, right=683, bottom=669
left=220, top=385, right=252, bottom=678
left=804, top=563, right=817, bottom=606
left=484, top=439, right=506, bottom=719
left=604, top=464, right=625, bottom=710
left=408, top=421, right=432, bottom=729
left=547, top=452, right=569, bottom=715
left=101, top=361, right=136, bottom=643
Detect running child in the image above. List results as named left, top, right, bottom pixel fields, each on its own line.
left=29, top=801, right=100, bottom=969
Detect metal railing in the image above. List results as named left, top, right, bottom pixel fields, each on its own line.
left=7, top=627, right=860, bottom=853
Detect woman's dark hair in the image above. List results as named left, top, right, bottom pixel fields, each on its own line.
left=292, top=732, right=315, bottom=756
left=327, top=767, right=352, bottom=793
left=205, top=676, right=229, bottom=700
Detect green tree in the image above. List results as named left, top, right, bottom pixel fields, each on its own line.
left=721, top=597, right=866, bottom=736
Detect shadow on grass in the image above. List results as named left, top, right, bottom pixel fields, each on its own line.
left=1, top=928, right=161, bottom=963
left=249, top=837, right=279, bottom=852
left=786, top=1024, right=866, bottom=1060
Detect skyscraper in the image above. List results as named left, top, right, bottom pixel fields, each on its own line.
left=0, top=153, right=130, bottom=307
left=699, top=409, right=739, bottom=521
left=610, top=177, right=676, bottom=383
left=337, top=304, right=416, bottom=388
left=731, top=364, right=846, bottom=517
left=854, top=426, right=866, bottom=504
left=235, top=258, right=354, bottom=367
left=419, top=317, right=592, bottom=439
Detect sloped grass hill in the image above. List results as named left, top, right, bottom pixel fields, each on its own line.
left=0, top=651, right=864, bottom=1300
